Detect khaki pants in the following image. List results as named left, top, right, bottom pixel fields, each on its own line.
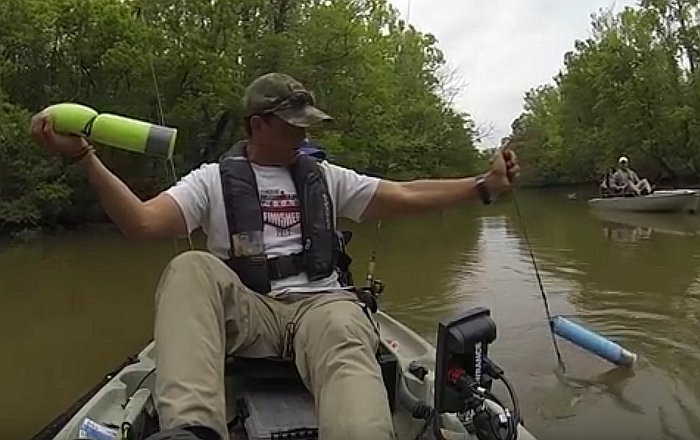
left=153, top=251, right=394, bottom=440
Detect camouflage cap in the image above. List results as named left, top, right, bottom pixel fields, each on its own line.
left=242, top=73, right=332, bottom=128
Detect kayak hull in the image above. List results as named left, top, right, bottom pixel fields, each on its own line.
left=588, top=189, right=700, bottom=213
left=34, top=311, right=538, bottom=440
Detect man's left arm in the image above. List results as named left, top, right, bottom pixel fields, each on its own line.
left=629, top=170, right=640, bottom=183
left=362, top=150, right=519, bottom=220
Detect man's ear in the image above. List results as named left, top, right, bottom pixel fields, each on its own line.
left=249, top=115, right=266, bottom=134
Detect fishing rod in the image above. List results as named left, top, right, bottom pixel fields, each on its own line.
left=365, top=219, right=383, bottom=291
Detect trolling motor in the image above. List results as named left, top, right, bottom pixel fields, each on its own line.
left=434, top=307, right=521, bottom=440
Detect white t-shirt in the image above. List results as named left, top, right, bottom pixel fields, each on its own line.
left=165, top=159, right=380, bottom=293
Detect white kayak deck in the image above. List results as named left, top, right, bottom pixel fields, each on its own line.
left=43, top=311, right=538, bottom=440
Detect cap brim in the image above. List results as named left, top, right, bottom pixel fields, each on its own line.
left=275, top=105, right=332, bottom=128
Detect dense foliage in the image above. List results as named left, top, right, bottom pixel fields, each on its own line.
left=511, top=1, right=700, bottom=187
left=0, top=0, right=483, bottom=229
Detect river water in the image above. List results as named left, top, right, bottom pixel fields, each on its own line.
left=3, top=187, right=700, bottom=439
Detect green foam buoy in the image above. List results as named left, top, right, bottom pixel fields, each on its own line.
left=45, top=103, right=177, bottom=160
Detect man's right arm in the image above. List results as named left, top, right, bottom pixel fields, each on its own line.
left=76, top=151, right=186, bottom=239
left=30, top=111, right=188, bottom=239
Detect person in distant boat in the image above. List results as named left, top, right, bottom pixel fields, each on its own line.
left=600, top=166, right=623, bottom=196
left=29, top=73, right=520, bottom=440
left=612, top=156, right=652, bottom=196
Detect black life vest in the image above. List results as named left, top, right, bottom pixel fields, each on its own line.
left=218, top=140, right=340, bottom=293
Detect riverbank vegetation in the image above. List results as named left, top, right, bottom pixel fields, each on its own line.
left=6, top=0, right=700, bottom=232
left=0, top=0, right=485, bottom=230
left=512, top=1, right=700, bottom=188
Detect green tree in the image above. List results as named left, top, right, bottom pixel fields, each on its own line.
left=0, top=0, right=481, bottom=230
left=0, top=102, right=71, bottom=227
left=511, top=3, right=700, bottom=186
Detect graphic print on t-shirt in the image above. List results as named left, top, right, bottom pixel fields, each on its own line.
left=260, top=189, right=301, bottom=237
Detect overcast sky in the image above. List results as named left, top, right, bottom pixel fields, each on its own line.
left=387, top=0, right=637, bottom=148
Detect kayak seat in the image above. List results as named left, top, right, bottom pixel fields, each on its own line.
left=224, top=356, right=301, bottom=381
left=224, top=347, right=398, bottom=403
left=223, top=346, right=399, bottom=439
left=224, top=344, right=398, bottom=393
left=224, top=356, right=317, bottom=440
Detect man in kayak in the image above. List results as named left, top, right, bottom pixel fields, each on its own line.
left=612, top=156, right=652, bottom=196
left=600, top=166, right=623, bottom=197
left=29, top=72, right=519, bottom=440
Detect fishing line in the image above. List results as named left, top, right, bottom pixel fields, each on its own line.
left=502, top=151, right=566, bottom=372
left=118, top=6, right=196, bottom=408
left=508, top=188, right=566, bottom=371
left=494, top=149, right=638, bottom=371
left=138, top=5, right=193, bottom=252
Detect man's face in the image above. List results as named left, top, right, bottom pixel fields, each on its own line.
left=251, top=114, right=306, bottom=165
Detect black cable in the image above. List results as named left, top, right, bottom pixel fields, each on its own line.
left=472, top=398, right=514, bottom=440
left=483, top=358, right=520, bottom=440
left=500, top=375, right=521, bottom=432
left=458, top=362, right=519, bottom=440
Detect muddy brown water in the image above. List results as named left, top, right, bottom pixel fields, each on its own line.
left=3, top=188, right=700, bottom=439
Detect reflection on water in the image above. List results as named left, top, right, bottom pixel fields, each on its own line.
left=535, top=367, right=640, bottom=420
left=592, top=209, right=700, bottom=244
left=3, top=188, right=700, bottom=439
